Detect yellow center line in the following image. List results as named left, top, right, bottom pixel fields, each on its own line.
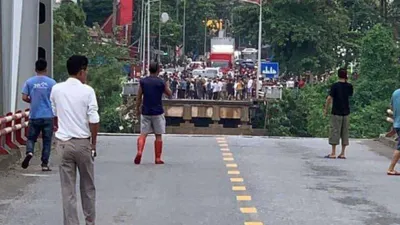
left=226, top=163, right=238, bottom=168
left=230, top=178, right=244, bottom=182
left=240, top=207, right=257, bottom=214
left=237, top=195, right=252, bottom=201
left=223, top=157, right=234, bottom=161
left=216, top=138, right=262, bottom=224
left=232, top=186, right=246, bottom=191
left=228, top=170, right=240, bottom=175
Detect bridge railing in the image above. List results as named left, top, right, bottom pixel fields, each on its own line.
left=0, top=109, right=30, bottom=154
left=258, top=86, right=283, bottom=99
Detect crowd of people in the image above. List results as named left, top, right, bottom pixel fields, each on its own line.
left=160, top=66, right=308, bottom=101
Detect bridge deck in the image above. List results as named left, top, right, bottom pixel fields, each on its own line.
left=0, top=136, right=399, bottom=225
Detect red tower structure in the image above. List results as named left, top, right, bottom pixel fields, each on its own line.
left=101, top=0, right=134, bottom=45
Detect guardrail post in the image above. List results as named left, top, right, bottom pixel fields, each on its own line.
left=5, top=112, right=19, bottom=150
left=24, top=109, right=29, bottom=138
left=15, top=110, right=27, bottom=145
left=0, top=116, right=9, bottom=154
left=385, top=109, right=396, bottom=138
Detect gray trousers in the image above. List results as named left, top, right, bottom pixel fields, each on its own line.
left=329, top=115, right=350, bottom=146
left=57, top=138, right=96, bottom=225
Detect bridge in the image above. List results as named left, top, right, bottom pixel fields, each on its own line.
left=1, top=1, right=400, bottom=225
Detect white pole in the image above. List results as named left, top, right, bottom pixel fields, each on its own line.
left=158, top=0, right=161, bottom=62
left=139, top=0, right=144, bottom=63
left=256, top=0, right=262, bottom=96
left=142, top=4, right=147, bottom=75
left=204, top=19, right=207, bottom=55
left=112, top=0, right=118, bottom=35
left=147, top=0, right=151, bottom=71
left=182, top=0, right=186, bottom=58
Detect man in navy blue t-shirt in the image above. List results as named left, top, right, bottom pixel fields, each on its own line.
left=134, top=61, right=172, bottom=164
left=21, top=59, right=56, bottom=171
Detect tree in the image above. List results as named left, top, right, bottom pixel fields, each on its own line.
left=82, top=0, right=113, bottom=27
left=352, top=24, right=399, bottom=109
left=337, top=0, right=383, bottom=67
left=233, top=0, right=349, bottom=75
left=54, top=2, right=90, bottom=81
left=54, top=2, right=131, bottom=132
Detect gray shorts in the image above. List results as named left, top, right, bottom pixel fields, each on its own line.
left=140, top=114, right=166, bottom=134
left=329, top=115, right=349, bottom=146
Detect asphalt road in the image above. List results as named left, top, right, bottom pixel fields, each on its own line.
left=0, top=135, right=399, bottom=225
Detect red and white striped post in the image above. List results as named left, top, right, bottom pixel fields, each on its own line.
left=0, top=110, right=30, bottom=154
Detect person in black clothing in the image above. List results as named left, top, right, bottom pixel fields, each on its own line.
left=323, top=68, right=353, bottom=159
left=226, top=79, right=235, bottom=100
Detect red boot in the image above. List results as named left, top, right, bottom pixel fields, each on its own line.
left=134, top=136, right=146, bottom=164
left=155, top=140, right=164, bottom=164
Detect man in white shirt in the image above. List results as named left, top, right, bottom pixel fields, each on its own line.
left=50, top=55, right=100, bottom=225
left=247, top=78, right=253, bottom=99
left=217, top=79, right=224, bottom=100
left=211, top=80, right=219, bottom=100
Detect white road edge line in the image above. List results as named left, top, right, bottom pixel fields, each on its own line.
left=21, top=173, right=51, bottom=177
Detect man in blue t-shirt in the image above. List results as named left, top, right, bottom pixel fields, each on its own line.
left=21, top=59, right=56, bottom=171
left=134, top=61, right=172, bottom=165
left=388, top=89, right=400, bottom=175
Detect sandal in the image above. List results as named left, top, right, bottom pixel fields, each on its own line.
left=387, top=170, right=400, bottom=176
left=337, top=155, right=346, bottom=159
left=41, top=165, right=52, bottom=172
left=324, top=154, right=336, bottom=159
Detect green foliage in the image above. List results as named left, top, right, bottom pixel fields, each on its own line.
left=259, top=24, right=399, bottom=139
left=82, top=0, right=113, bottom=27
left=54, top=2, right=130, bottom=132
left=54, top=3, right=91, bottom=81
left=232, top=0, right=386, bottom=74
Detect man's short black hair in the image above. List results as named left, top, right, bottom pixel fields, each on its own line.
left=149, top=61, right=159, bottom=74
left=35, top=58, right=47, bottom=72
left=67, top=55, right=88, bottom=75
left=338, top=68, right=347, bottom=79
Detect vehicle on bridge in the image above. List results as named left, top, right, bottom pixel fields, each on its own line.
left=209, top=37, right=235, bottom=74
left=241, top=48, right=258, bottom=61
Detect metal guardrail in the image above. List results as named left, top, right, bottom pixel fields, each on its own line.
left=258, top=86, right=283, bottom=99
left=0, top=109, right=30, bottom=154
left=122, top=81, right=139, bottom=96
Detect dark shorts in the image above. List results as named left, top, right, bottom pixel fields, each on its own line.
left=395, top=128, right=400, bottom=150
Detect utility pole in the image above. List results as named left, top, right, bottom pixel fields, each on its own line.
left=142, top=6, right=147, bottom=75
left=182, top=0, right=186, bottom=58
left=139, top=0, right=144, bottom=63
left=158, top=0, right=161, bottom=62
left=112, top=0, right=118, bottom=36
left=203, top=19, right=207, bottom=55
left=147, top=0, right=151, bottom=66
left=176, top=0, right=179, bottom=20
